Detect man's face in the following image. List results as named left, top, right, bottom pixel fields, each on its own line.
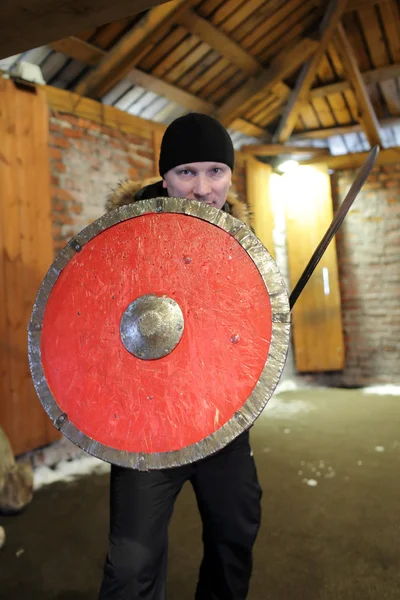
left=162, top=161, right=232, bottom=209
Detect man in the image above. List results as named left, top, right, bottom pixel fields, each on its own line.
left=99, top=113, right=262, bottom=600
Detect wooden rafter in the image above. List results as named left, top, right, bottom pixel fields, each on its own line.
left=49, top=35, right=269, bottom=140
left=273, top=0, right=349, bottom=143
left=74, top=0, right=194, bottom=99
left=215, top=38, right=319, bottom=127
left=175, top=8, right=292, bottom=108
left=241, top=144, right=330, bottom=157
left=300, top=146, right=400, bottom=169
left=177, top=8, right=261, bottom=76
left=309, top=62, right=400, bottom=99
left=50, top=37, right=106, bottom=66
left=333, top=23, right=382, bottom=147
left=0, top=0, right=169, bottom=60
left=291, top=116, right=400, bottom=140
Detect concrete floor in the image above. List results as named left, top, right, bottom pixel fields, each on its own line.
left=1, top=387, right=400, bottom=599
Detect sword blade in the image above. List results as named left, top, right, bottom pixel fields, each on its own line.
left=289, top=145, right=380, bottom=310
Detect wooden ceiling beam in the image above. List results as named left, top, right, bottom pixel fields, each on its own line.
left=241, top=144, right=330, bottom=157
left=273, top=0, right=349, bottom=143
left=300, top=147, right=400, bottom=169
left=0, top=0, right=170, bottom=60
left=177, top=9, right=261, bottom=76
left=49, top=34, right=271, bottom=140
left=117, top=69, right=271, bottom=139
left=333, top=22, right=382, bottom=147
left=49, top=37, right=106, bottom=66
left=73, top=0, right=194, bottom=99
left=291, top=116, right=400, bottom=139
left=215, top=37, right=318, bottom=128
left=176, top=8, right=292, bottom=107
left=310, top=62, right=400, bottom=98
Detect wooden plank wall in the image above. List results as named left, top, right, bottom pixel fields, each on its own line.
left=0, top=79, right=60, bottom=455
left=275, top=164, right=345, bottom=372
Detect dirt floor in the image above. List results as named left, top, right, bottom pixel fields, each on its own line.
left=1, top=387, right=400, bottom=600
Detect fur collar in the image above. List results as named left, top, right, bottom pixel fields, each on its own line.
left=105, top=177, right=251, bottom=226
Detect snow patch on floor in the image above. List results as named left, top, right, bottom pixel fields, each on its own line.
left=362, top=384, right=400, bottom=396
left=34, top=454, right=110, bottom=490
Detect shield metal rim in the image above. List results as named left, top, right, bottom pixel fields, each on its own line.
left=28, top=197, right=291, bottom=470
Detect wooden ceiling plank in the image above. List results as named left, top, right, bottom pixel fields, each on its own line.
left=272, top=0, right=349, bottom=143
left=310, top=97, right=337, bottom=128
left=178, top=8, right=261, bottom=75
left=298, top=104, right=321, bottom=130
left=165, top=43, right=212, bottom=84
left=357, top=3, right=400, bottom=115
left=245, top=92, right=279, bottom=121
left=188, top=57, right=230, bottom=94
left=215, top=37, right=318, bottom=126
left=219, top=0, right=269, bottom=36
left=240, top=0, right=304, bottom=55
left=249, top=97, right=284, bottom=126
left=326, top=40, right=361, bottom=123
left=73, top=0, right=194, bottom=99
left=139, top=27, right=187, bottom=72
left=200, top=64, right=239, bottom=98
left=177, top=49, right=221, bottom=88
left=211, top=71, right=247, bottom=104
left=151, top=35, right=201, bottom=78
left=260, top=11, right=320, bottom=64
left=200, top=0, right=247, bottom=24
left=310, top=62, right=400, bottom=97
left=334, top=22, right=383, bottom=146
left=231, top=118, right=269, bottom=138
left=378, top=0, right=400, bottom=62
left=250, top=0, right=316, bottom=60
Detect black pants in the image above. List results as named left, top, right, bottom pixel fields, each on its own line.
left=98, top=431, right=262, bottom=600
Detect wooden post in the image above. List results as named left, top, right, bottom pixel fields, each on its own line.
left=246, top=157, right=275, bottom=258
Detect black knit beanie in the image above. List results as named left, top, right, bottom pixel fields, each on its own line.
left=159, top=113, right=235, bottom=177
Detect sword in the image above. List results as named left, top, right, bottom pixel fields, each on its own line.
left=289, top=144, right=380, bottom=310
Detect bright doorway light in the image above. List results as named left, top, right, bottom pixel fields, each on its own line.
left=277, top=159, right=299, bottom=174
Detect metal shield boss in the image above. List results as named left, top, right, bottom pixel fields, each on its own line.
left=28, top=197, right=291, bottom=470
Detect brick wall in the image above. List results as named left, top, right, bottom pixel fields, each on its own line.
left=49, top=111, right=155, bottom=254
left=300, top=164, right=400, bottom=387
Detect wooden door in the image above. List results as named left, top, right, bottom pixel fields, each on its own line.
left=271, top=164, right=345, bottom=372
left=0, top=79, right=61, bottom=455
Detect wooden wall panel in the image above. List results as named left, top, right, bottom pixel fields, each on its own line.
left=275, top=164, right=345, bottom=372
left=0, top=79, right=61, bottom=455
left=246, top=157, right=275, bottom=258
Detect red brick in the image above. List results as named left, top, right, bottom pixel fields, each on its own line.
left=49, top=121, right=63, bottom=133
left=70, top=204, right=83, bottom=214
left=50, top=136, right=70, bottom=149
left=385, top=180, right=400, bottom=189
left=57, top=114, right=79, bottom=126
left=52, top=162, right=66, bottom=173
left=63, top=128, right=83, bottom=138
left=49, top=148, right=62, bottom=160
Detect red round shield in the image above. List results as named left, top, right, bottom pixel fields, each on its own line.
left=28, top=197, right=290, bottom=469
